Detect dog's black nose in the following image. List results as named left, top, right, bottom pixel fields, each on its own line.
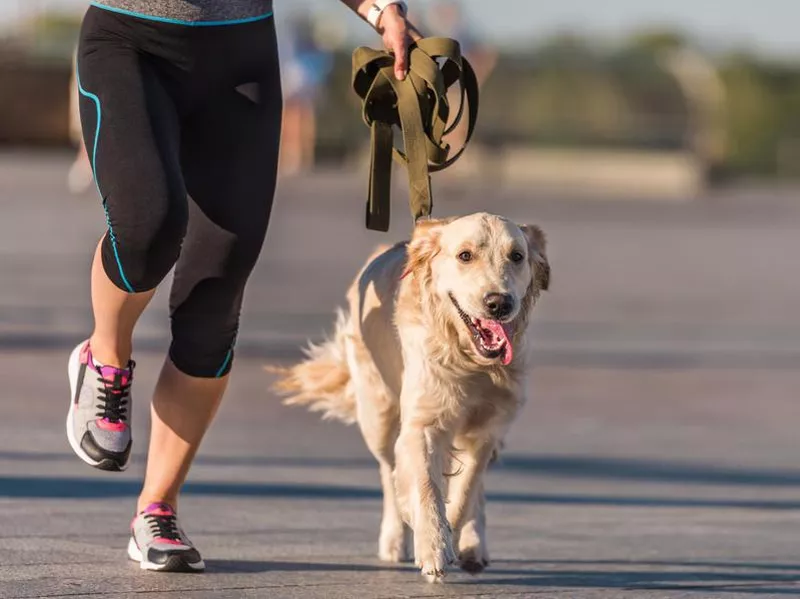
left=484, top=293, right=514, bottom=319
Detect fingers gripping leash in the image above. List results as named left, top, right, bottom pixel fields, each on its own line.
left=351, top=38, right=480, bottom=231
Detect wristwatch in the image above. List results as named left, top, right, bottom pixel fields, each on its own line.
left=366, top=0, right=408, bottom=29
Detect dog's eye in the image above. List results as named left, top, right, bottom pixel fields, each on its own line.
left=457, top=250, right=473, bottom=263
left=511, top=250, right=525, bottom=263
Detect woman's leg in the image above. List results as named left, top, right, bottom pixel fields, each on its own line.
left=89, top=238, right=156, bottom=368
left=68, top=7, right=188, bottom=471
left=138, top=360, right=228, bottom=511
left=78, top=28, right=186, bottom=364
left=136, top=17, right=282, bottom=511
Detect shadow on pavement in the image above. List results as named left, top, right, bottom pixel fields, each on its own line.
left=3, top=451, right=800, bottom=488
left=3, top=333, right=800, bottom=370
left=207, top=560, right=403, bottom=574
left=496, top=455, right=800, bottom=488
left=502, top=559, right=800, bottom=572
left=465, top=562, right=800, bottom=595
left=1, top=475, right=800, bottom=510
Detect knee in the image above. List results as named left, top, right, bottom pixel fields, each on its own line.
left=169, top=320, right=236, bottom=378
left=169, top=339, right=235, bottom=379
left=170, top=300, right=239, bottom=379
left=102, top=200, right=187, bottom=292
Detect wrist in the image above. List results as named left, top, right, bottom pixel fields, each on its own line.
left=366, top=0, right=408, bottom=30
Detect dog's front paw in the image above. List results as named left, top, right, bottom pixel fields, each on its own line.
left=458, top=545, right=490, bottom=574
left=379, top=523, right=413, bottom=563
left=414, top=527, right=456, bottom=583
left=456, top=519, right=489, bottom=574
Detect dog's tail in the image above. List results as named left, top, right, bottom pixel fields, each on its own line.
left=266, top=309, right=357, bottom=424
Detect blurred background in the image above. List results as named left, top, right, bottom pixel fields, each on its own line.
left=1, top=2, right=800, bottom=596
left=2, top=0, right=800, bottom=189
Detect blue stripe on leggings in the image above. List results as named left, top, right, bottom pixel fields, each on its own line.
left=215, top=349, right=233, bottom=378
left=90, top=3, right=274, bottom=26
left=76, top=67, right=135, bottom=293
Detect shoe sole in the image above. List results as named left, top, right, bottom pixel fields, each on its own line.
left=127, top=537, right=205, bottom=573
left=66, top=342, right=130, bottom=472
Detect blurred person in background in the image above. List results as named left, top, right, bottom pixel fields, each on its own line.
left=65, top=0, right=418, bottom=573
left=424, top=0, right=496, bottom=150
left=279, top=13, right=334, bottom=176
left=66, top=49, right=93, bottom=194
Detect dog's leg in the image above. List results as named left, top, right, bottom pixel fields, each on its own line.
left=377, top=460, right=413, bottom=562
left=453, top=481, right=489, bottom=573
left=347, top=332, right=412, bottom=564
left=446, top=437, right=494, bottom=573
left=357, top=402, right=412, bottom=563
left=394, top=423, right=455, bottom=582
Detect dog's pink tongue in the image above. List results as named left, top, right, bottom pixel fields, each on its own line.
left=483, top=320, right=514, bottom=366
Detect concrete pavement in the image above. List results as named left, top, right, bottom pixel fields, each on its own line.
left=1, top=150, right=800, bottom=598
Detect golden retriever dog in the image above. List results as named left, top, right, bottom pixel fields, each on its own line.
left=270, top=213, right=550, bottom=582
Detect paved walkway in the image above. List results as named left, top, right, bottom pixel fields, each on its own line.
left=1, top=151, right=799, bottom=598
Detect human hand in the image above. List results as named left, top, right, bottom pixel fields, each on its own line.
left=378, top=5, right=421, bottom=80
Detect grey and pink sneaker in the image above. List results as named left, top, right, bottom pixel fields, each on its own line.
left=66, top=340, right=134, bottom=471
left=128, top=503, right=205, bottom=572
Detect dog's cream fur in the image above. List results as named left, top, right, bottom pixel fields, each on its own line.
left=270, top=213, right=550, bottom=582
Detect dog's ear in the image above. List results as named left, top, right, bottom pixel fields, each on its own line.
left=519, top=224, right=550, bottom=291
left=405, top=218, right=451, bottom=274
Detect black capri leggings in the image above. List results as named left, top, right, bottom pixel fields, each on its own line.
left=77, top=6, right=282, bottom=377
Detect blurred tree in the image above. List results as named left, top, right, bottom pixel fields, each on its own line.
left=720, top=54, right=784, bottom=174
left=626, top=29, right=688, bottom=54
left=4, top=14, right=797, bottom=179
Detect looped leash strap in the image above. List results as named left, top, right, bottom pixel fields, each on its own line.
left=352, top=38, right=479, bottom=231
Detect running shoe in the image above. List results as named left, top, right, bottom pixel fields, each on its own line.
left=66, top=340, right=134, bottom=471
left=128, top=502, right=205, bottom=572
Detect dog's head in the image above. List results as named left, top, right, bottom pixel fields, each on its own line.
left=404, top=213, right=550, bottom=366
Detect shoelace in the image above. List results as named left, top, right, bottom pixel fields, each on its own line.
left=144, top=511, right=182, bottom=542
left=94, top=363, right=134, bottom=423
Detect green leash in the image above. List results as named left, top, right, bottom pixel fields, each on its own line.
left=352, top=38, right=479, bottom=231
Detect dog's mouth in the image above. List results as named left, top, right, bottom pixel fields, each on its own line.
left=449, top=293, right=513, bottom=366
